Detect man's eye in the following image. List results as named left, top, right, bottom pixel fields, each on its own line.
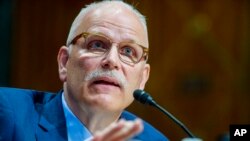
left=120, top=46, right=136, bottom=57
left=87, top=40, right=107, bottom=51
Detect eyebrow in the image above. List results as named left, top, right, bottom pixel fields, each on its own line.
left=92, top=31, right=142, bottom=45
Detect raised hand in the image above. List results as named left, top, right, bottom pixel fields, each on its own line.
left=91, top=118, right=143, bottom=141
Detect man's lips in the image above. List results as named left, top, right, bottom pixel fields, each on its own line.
left=90, top=77, right=121, bottom=88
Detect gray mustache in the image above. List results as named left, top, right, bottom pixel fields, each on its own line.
left=84, top=69, right=127, bottom=88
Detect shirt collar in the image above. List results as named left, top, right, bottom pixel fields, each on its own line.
left=62, top=93, right=93, bottom=141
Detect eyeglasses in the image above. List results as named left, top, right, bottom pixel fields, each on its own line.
left=68, top=32, right=149, bottom=65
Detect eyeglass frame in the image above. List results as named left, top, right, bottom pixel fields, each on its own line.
left=67, top=32, right=149, bottom=65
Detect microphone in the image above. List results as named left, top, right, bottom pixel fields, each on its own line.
left=133, top=89, right=196, bottom=138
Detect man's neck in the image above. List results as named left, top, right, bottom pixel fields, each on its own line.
left=63, top=91, right=122, bottom=134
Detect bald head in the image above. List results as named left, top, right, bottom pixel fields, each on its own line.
left=66, top=1, right=148, bottom=48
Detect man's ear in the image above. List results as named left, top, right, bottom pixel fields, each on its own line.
left=139, top=64, right=150, bottom=89
left=57, top=46, right=69, bottom=82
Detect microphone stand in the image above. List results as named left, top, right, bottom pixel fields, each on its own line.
left=150, top=101, right=195, bottom=138
left=133, top=89, right=202, bottom=141
left=152, top=102, right=202, bottom=141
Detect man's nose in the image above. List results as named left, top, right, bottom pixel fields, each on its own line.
left=101, top=45, right=121, bottom=70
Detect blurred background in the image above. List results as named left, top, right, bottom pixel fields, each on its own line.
left=0, top=0, right=249, bottom=140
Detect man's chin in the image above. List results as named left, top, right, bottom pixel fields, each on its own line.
left=87, top=96, right=124, bottom=111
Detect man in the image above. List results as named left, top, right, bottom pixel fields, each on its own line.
left=0, top=1, right=168, bottom=141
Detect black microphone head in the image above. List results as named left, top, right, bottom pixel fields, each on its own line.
left=133, top=89, right=155, bottom=105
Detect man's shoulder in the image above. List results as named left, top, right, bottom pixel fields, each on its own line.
left=0, top=87, right=61, bottom=122
left=0, top=87, right=63, bottom=140
left=0, top=87, right=58, bottom=107
left=0, top=87, right=57, bottom=96
left=121, top=111, right=168, bottom=141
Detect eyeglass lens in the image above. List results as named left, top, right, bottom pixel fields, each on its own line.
left=83, top=34, right=144, bottom=64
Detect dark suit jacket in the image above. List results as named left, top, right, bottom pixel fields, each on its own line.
left=0, top=87, right=168, bottom=141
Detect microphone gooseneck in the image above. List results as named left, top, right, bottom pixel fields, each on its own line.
left=133, top=89, right=195, bottom=138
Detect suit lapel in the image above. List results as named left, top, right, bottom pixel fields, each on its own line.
left=36, top=91, right=67, bottom=141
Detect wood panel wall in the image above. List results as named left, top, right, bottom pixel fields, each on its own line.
left=7, top=0, right=250, bottom=140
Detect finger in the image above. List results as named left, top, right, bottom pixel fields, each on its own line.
left=91, top=119, right=144, bottom=141
left=92, top=119, right=126, bottom=141
left=100, top=119, right=126, bottom=141
left=110, top=118, right=143, bottom=141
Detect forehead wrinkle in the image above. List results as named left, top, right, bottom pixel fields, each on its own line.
left=87, top=5, right=143, bottom=33
left=86, top=21, right=145, bottom=46
left=85, top=8, right=147, bottom=47
left=87, top=20, right=139, bottom=37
